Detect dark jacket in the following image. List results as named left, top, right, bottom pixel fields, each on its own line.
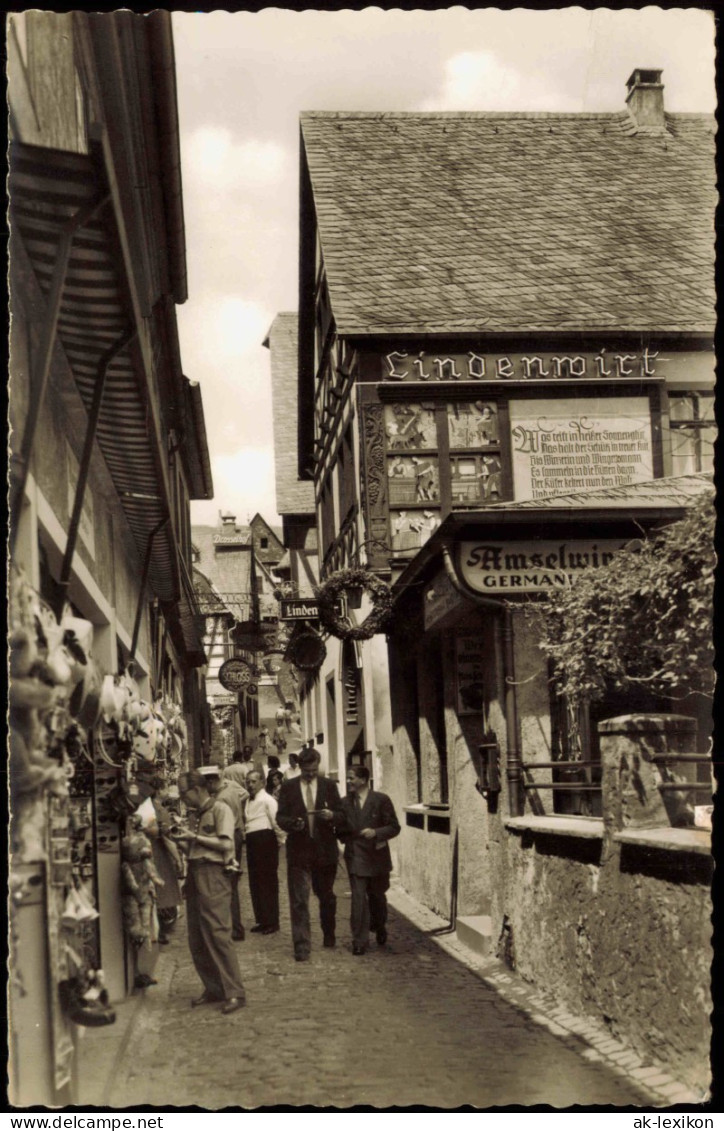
left=336, top=789, right=400, bottom=877
left=276, top=775, right=343, bottom=868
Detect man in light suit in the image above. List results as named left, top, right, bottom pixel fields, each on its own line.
left=336, top=764, right=400, bottom=955
left=276, top=747, right=342, bottom=962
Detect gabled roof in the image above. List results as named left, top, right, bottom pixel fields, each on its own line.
left=301, top=110, right=715, bottom=337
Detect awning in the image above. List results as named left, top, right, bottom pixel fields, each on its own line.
left=391, top=473, right=714, bottom=600
left=10, top=140, right=179, bottom=604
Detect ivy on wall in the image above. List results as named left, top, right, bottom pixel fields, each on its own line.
left=526, top=493, right=715, bottom=709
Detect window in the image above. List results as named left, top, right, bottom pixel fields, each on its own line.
left=667, top=392, right=715, bottom=475
left=260, top=537, right=268, bottom=549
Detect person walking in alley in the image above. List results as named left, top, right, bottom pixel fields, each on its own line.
left=171, top=769, right=246, bottom=1014
left=336, top=765, right=400, bottom=955
left=276, top=748, right=342, bottom=961
left=244, top=768, right=284, bottom=935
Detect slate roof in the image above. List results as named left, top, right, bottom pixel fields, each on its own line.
left=486, top=472, right=713, bottom=510
left=301, top=110, right=716, bottom=337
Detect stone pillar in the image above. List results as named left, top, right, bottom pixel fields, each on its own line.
left=599, top=714, right=699, bottom=833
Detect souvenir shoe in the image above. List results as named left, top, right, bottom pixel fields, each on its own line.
left=62, top=887, right=86, bottom=928
left=100, top=675, right=125, bottom=723
left=59, top=613, right=93, bottom=661
left=59, top=977, right=116, bottom=1027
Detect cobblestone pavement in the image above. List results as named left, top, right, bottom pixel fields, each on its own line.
left=102, top=849, right=665, bottom=1110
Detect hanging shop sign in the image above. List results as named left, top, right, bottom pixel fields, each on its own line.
left=460, top=539, right=629, bottom=594
left=280, top=598, right=320, bottom=621
left=455, top=635, right=487, bottom=716
left=218, top=658, right=252, bottom=691
left=213, top=694, right=237, bottom=706
left=379, top=349, right=708, bottom=385
left=509, top=396, right=654, bottom=501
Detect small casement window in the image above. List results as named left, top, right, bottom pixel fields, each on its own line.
left=668, top=391, right=715, bottom=475
left=260, top=537, right=268, bottom=549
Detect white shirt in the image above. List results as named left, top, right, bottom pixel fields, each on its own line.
left=301, top=777, right=318, bottom=807
left=245, top=791, right=284, bottom=843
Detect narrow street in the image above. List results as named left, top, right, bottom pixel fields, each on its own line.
left=96, top=857, right=654, bottom=1110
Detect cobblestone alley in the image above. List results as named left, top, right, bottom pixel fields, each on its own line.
left=87, top=856, right=659, bottom=1110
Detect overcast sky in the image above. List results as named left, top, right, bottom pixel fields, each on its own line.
left=172, top=7, right=716, bottom=529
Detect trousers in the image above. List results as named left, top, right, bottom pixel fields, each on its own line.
left=348, top=870, right=390, bottom=948
left=185, top=861, right=245, bottom=1001
left=287, top=858, right=337, bottom=956
left=230, top=829, right=244, bottom=936
left=246, top=829, right=279, bottom=929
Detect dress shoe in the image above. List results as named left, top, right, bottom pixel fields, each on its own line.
left=232, top=929, right=245, bottom=941
left=294, top=952, right=310, bottom=962
left=261, top=926, right=278, bottom=935
left=375, top=928, right=387, bottom=947
left=250, top=925, right=264, bottom=933
left=323, top=935, right=336, bottom=948
left=158, top=934, right=170, bottom=945
left=191, top=991, right=221, bottom=1007
left=221, top=997, right=246, bottom=1014
left=352, top=944, right=367, bottom=956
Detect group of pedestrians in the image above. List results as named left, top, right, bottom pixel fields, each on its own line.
left=169, top=746, right=400, bottom=1014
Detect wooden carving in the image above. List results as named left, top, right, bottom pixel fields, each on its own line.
left=360, top=404, right=390, bottom=568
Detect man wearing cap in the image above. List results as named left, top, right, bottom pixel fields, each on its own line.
left=276, top=748, right=342, bottom=961
left=171, top=768, right=246, bottom=1013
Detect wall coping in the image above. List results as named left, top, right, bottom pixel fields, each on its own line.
left=598, top=713, right=697, bottom=735
left=613, top=827, right=711, bottom=856
left=504, top=816, right=604, bottom=840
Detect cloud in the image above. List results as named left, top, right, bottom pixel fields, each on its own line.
left=185, top=127, right=288, bottom=193
left=191, top=447, right=281, bottom=526
left=419, top=50, right=579, bottom=113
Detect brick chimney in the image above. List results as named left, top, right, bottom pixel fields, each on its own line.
left=625, top=68, right=665, bottom=129
left=219, top=510, right=236, bottom=528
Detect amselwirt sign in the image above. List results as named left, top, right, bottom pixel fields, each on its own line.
left=460, top=540, right=629, bottom=594
left=218, top=658, right=253, bottom=691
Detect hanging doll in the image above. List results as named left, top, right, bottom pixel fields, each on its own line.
left=120, top=827, right=164, bottom=949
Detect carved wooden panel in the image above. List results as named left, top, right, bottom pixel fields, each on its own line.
left=360, top=402, right=389, bottom=569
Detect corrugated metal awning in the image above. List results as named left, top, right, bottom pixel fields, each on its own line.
left=10, top=140, right=179, bottom=603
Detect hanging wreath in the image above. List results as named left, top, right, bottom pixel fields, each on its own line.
left=287, top=628, right=327, bottom=672
left=315, top=568, right=393, bottom=641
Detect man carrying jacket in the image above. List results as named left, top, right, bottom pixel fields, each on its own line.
left=336, top=764, right=400, bottom=955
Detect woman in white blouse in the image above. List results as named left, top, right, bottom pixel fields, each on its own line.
left=245, top=769, right=285, bottom=935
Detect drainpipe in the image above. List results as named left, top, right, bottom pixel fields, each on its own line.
left=55, top=329, right=135, bottom=618
left=9, top=191, right=111, bottom=557
left=440, top=543, right=523, bottom=816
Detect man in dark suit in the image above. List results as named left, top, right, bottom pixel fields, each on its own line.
left=337, top=764, right=400, bottom=955
left=276, top=747, right=342, bottom=962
